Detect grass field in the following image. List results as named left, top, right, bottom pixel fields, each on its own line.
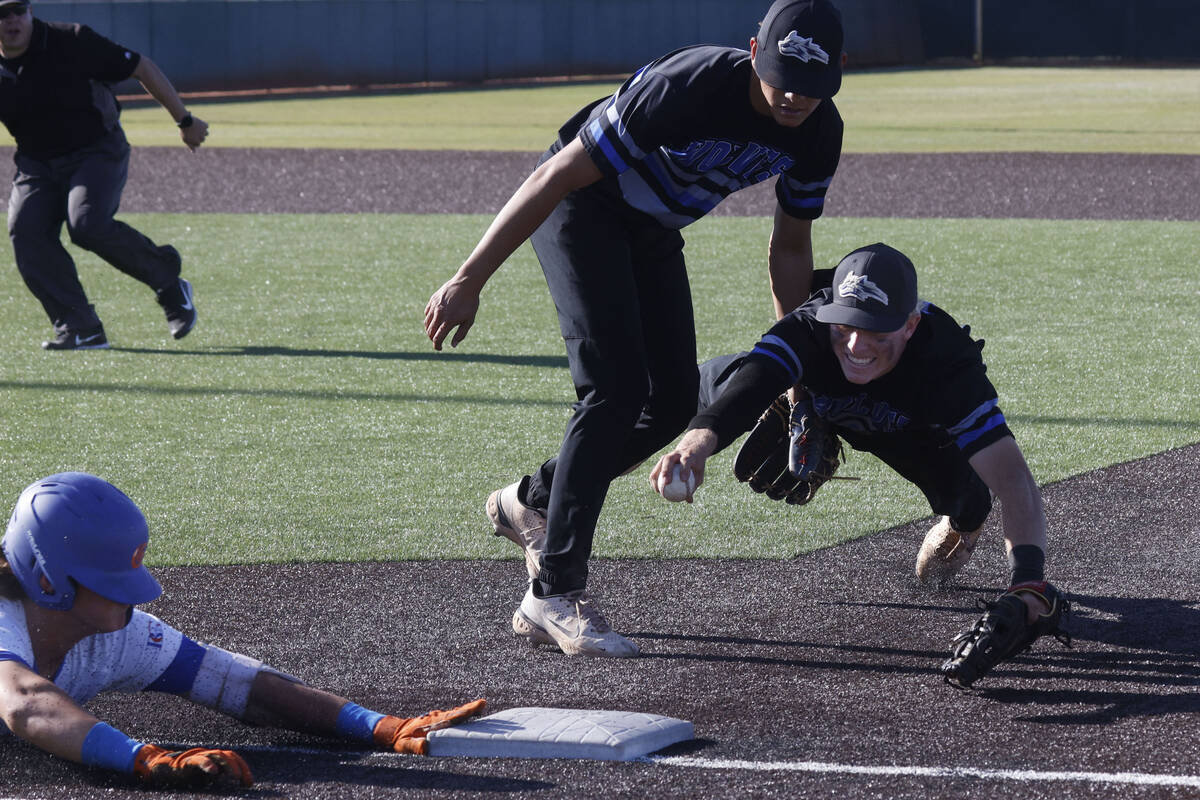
left=2, top=211, right=1196, bottom=567
left=0, top=65, right=1196, bottom=569
left=107, top=66, right=1200, bottom=154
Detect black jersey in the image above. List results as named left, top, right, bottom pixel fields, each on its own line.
left=0, top=20, right=140, bottom=160
left=694, top=293, right=1012, bottom=461
left=561, top=45, right=843, bottom=230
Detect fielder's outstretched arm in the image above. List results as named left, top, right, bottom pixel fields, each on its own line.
left=967, top=436, right=1051, bottom=620
left=424, top=137, right=603, bottom=350
left=967, top=436, right=1047, bottom=554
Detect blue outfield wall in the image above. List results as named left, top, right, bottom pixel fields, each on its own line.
left=30, top=0, right=924, bottom=92
left=28, top=0, right=1200, bottom=94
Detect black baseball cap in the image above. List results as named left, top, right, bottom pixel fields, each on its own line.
left=814, top=243, right=919, bottom=332
left=0, top=1, right=29, bottom=8
left=753, top=0, right=843, bottom=99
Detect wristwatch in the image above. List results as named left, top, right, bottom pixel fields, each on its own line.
left=177, top=113, right=194, bottom=129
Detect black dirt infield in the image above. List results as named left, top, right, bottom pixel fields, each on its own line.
left=1, top=147, right=1196, bottom=219
left=1, top=148, right=1198, bottom=798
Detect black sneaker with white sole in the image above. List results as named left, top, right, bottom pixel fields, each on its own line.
left=42, top=325, right=110, bottom=351
left=156, top=277, right=197, bottom=339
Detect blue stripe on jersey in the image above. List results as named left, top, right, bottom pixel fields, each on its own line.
left=144, top=636, right=205, bottom=695
left=787, top=177, right=834, bottom=192
left=955, top=412, right=1007, bottom=450
left=0, top=651, right=32, bottom=670
left=760, top=334, right=802, bottom=376
left=777, top=174, right=832, bottom=209
left=949, top=398, right=1000, bottom=435
left=588, top=119, right=630, bottom=174
left=605, top=104, right=646, bottom=160
left=749, top=346, right=795, bottom=379
left=643, top=158, right=715, bottom=212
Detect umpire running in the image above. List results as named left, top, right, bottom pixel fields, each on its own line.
left=425, top=0, right=845, bottom=657
left=0, top=0, right=205, bottom=350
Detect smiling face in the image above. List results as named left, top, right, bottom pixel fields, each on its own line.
left=0, top=2, right=32, bottom=58
left=828, top=314, right=920, bottom=384
left=748, top=37, right=822, bottom=128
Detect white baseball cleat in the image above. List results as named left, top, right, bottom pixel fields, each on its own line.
left=915, top=515, right=982, bottom=585
left=512, top=587, right=639, bottom=658
left=487, top=480, right=547, bottom=582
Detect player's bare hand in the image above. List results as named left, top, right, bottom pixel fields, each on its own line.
left=180, top=116, right=209, bottom=152
left=650, top=431, right=715, bottom=502
left=424, top=277, right=481, bottom=350
left=134, top=744, right=254, bottom=788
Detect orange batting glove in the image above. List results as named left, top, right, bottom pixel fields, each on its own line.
left=372, top=698, right=487, bottom=755
left=133, top=744, right=254, bottom=788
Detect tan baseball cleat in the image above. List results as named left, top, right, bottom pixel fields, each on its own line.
left=487, top=479, right=547, bottom=582
left=915, top=515, right=982, bottom=585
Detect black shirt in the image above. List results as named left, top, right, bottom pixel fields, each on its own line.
left=560, top=45, right=843, bottom=229
left=0, top=19, right=141, bottom=160
left=693, top=294, right=1013, bottom=460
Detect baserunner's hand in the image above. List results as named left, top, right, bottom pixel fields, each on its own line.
left=373, top=699, right=488, bottom=754
left=134, top=744, right=253, bottom=788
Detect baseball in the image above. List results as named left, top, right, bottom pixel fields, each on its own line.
left=658, top=463, right=695, bottom=502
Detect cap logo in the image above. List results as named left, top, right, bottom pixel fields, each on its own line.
left=131, top=542, right=147, bottom=569
left=838, top=270, right=889, bottom=305
left=778, top=31, right=830, bottom=65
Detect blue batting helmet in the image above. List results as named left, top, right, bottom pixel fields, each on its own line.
left=1, top=472, right=162, bottom=610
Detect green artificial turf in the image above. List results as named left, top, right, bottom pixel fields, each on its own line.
left=99, top=66, right=1200, bottom=154
left=2, top=214, right=1195, bottom=566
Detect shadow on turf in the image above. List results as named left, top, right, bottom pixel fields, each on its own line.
left=0, top=743, right=555, bottom=795
left=978, top=686, right=1200, bottom=725
left=633, top=630, right=948, bottom=677
left=252, top=761, right=554, bottom=793
left=111, top=345, right=570, bottom=369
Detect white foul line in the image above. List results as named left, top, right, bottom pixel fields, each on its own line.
left=164, top=744, right=1200, bottom=789
left=642, top=755, right=1200, bottom=788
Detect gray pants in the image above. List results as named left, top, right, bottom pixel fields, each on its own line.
left=7, top=127, right=180, bottom=332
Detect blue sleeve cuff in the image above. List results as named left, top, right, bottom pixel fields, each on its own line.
left=79, top=722, right=143, bottom=773
left=144, top=636, right=205, bottom=694
left=334, top=702, right=386, bottom=743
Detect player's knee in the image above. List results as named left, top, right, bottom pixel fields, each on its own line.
left=65, top=211, right=113, bottom=249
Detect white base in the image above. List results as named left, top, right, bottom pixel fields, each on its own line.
left=426, top=707, right=694, bottom=761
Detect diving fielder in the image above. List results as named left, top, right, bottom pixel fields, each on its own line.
left=0, top=473, right=484, bottom=788
left=651, top=243, right=1071, bottom=687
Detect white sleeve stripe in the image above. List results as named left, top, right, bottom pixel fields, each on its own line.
left=186, top=645, right=262, bottom=718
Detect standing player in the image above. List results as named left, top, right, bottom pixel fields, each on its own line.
left=0, top=472, right=486, bottom=787
left=0, top=0, right=203, bottom=350
left=424, top=0, right=845, bottom=657
left=650, top=243, right=1070, bottom=687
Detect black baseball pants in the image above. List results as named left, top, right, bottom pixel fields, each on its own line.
left=524, top=181, right=699, bottom=595
left=8, top=127, right=181, bottom=333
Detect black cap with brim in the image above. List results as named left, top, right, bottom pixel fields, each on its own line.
left=814, top=243, right=918, bottom=332
left=754, top=0, right=843, bottom=98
